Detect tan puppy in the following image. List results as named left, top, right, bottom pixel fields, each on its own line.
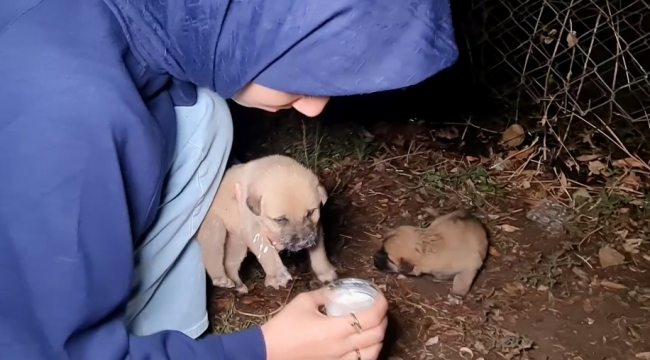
left=196, top=155, right=337, bottom=293
left=373, top=210, right=488, bottom=302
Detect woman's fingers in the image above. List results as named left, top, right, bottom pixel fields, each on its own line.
left=330, top=292, right=389, bottom=335
left=343, top=317, right=387, bottom=352
left=294, top=288, right=330, bottom=308
left=341, top=343, right=383, bottom=360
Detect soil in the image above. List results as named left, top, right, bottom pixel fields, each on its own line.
left=208, top=104, right=650, bottom=360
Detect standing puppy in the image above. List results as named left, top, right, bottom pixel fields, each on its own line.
left=373, top=210, right=488, bottom=302
left=196, top=155, right=337, bottom=293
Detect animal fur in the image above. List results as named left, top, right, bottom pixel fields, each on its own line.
left=196, top=155, right=337, bottom=293
left=373, top=210, right=488, bottom=300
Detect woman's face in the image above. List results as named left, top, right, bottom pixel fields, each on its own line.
left=231, top=83, right=330, bottom=117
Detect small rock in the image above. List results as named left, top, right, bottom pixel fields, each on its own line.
left=526, top=199, right=569, bottom=236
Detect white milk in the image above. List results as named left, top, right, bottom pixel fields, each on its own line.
left=324, top=278, right=380, bottom=317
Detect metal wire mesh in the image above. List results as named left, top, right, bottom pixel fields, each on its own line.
left=467, top=0, right=650, bottom=133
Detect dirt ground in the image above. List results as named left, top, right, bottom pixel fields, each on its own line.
left=207, top=105, right=650, bottom=360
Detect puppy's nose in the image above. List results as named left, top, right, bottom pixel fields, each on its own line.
left=373, top=252, right=386, bottom=270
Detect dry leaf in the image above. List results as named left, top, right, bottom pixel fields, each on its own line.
left=576, top=154, right=600, bottom=162
left=622, top=173, right=641, bottom=188
left=503, top=281, right=526, bottom=296
left=588, top=160, right=607, bottom=175
left=623, top=239, right=643, bottom=254
left=600, top=280, right=627, bottom=290
left=614, top=157, right=647, bottom=169
left=465, top=156, right=480, bottom=163
left=599, top=246, right=625, bottom=268
left=582, top=298, right=594, bottom=313
left=459, top=347, right=474, bottom=359
left=572, top=188, right=592, bottom=200
left=500, top=124, right=525, bottom=148
left=434, top=127, right=459, bottom=140
left=425, top=336, right=440, bottom=346
left=497, top=224, right=522, bottom=232
left=489, top=246, right=501, bottom=257
left=572, top=267, right=590, bottom=281
left=566, top=31, right=579, bottom=48
left=636, top=352, right=650, bottom=359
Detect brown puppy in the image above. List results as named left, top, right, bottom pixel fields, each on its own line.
left=373, top=210, right=488, bottom=302
left=196, top=155, right=337, bottom=293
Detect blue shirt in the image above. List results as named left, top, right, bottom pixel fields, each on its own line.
left=0, top=0, right=457, bottom=359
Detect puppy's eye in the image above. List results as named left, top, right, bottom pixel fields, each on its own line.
left=273, top=216, right=288, bottom=225
left=306, top=208, right=318, bottom=218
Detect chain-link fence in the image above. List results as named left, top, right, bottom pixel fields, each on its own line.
left=465, top=0, right=650, bottom=155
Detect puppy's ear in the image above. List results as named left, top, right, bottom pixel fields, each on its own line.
left=316, top=184, right=328, bottom=205
left=245, top=190, right=262, bottom=216
left=398, top=259, right=415, bottom=274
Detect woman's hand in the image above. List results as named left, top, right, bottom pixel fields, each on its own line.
left=260, top=288, right=388, bottom=360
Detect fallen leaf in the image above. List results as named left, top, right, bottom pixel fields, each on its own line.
left=434, top=127, right=459, bottom=140
left=623, top=239, right=643, bottom=254
left=588, top=160, right=607, bottom=175
left=572, top=188, right=592, bottom=200
left=360, top=128, right=375, bottom=140
left=576, top=154, right=600, bottom=162
left=497, top=224, right=522, bottom=232
left=636, top=352, right=650, bottom=359
left=599, top=246, right=625, bottom=268
left=572, top=267, right=590, bottom=281
left=614, top=157, right=647, bottom=169
left=465, top=156, right=480, bottom=163
left=508, top=146, right=535, bottom=160
left=600, top=280, right=627, bottom=290
left=565, top=158, right=578, bottom=170
left=487, top=246, right=501, bottom=257
left=459, top=347, right=474, bottom=359
left=582, top=298, right=594, bottom=313
left=500, top=124, right=525, bottom=148
left=503, top=281, right=526, bottom=296
left=622, top=173, right=641, bottom=188
left=537, top=285, right=549, bottom=292
left=566, top=31, right=579, bottom=48
left=473, top=340, right=487, bottom=353
left=642, top=254, right=650, bottom=263
left=425, top=336, right=439, bottom=346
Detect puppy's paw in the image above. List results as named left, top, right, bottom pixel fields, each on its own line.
left=212, top=276, right=235, bottom=289
left=235, top=283, right=249, bottom=294
left=315, top=267, right=338, bottom=284
left=264, top=267, right=292, bottom=290
left=447, top=293, right=464, bottom=306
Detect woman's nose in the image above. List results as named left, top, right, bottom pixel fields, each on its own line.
left=292, top=96, right=330, bottom=117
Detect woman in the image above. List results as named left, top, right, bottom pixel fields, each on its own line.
left=0, top=0, right=457, bottom=359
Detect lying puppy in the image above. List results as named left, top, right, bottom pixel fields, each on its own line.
left=196, top=155, right=337, bottom=293
left=373, top=210, right=488, bottom=303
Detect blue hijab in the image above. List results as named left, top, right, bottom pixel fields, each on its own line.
left=104, top=0, right=458, bottom=98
